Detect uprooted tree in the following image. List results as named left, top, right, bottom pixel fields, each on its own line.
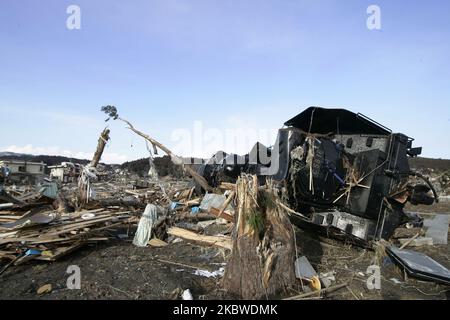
left=222, top=175, right=296, bottom=299
left=100, top=105, right=213, bottom=192
left=78, top=127, right=111, bottom=205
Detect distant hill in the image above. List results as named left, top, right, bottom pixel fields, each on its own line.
left=121, top=156, right=205, bottom=178
left=0, top=152, right=29, bottom=158
left=409, top=157, right=450, bottom=173
left=121, top=156, right=184, bottom=178
left=3, top=151, right=448, bottom=177
left=0, top=152, right=92, bottom=172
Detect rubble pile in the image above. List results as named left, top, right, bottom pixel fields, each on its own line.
left=0, top=166, right=233, bottom=271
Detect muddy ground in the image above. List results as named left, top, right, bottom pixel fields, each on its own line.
left=0, top=203, right=449, bottom=300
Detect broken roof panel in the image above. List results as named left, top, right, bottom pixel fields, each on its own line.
left=284, top=106, right=392, bottom=135
left=387, top=246, right=450, bottom=285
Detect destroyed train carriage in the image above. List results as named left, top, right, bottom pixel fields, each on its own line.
left=197, top=107, right=438, bottom=243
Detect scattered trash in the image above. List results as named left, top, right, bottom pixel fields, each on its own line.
left=319, top=272, right=336, bottom=288
left=170, top=202, right=180, bottom=210
left=199, top=194, right=228, bottom=212
left=148, top=238, right=168, bottom=247
left=424, top=214, right=450, bottom=245
left=132, top=204, right=167, bottom=247
left=193, top=267, right=225, bottom=278
left=25, top=249, right=41, bottom=256
left=81, top=213, right=96, bottom=220
left=37, top=284, right=52, bottom=295
left=182, top=289, right=193, bottom=300
left=38, top=181, right=58, bottom=199
left=398, top=237, right=434, bottom=248
left=197, top=220, right=217, bottom=229
left=1, top=211, right=56, bottom=230
left=191, top=206, right=200, bottom=214
left=295, top=256, right=321, bottom=291
left=170, top=238, right=183, bottom=244
left=295, top=256, right=317, bottom=280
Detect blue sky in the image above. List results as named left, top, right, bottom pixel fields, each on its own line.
left=1, top=0, right=449, bottom=163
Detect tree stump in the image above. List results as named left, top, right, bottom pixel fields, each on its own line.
left=222, top=175, right=296, bottom=299
left=90, top=128, right=110, bottom=168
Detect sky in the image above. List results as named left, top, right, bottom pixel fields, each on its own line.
left=0, top=0, right=449, bottom=163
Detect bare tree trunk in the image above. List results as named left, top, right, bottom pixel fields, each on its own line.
left=222, top=175, right=296, bottom=299
left=79, top=128, right=110, bottom=205
left=90, top=128, right=110, bottom=168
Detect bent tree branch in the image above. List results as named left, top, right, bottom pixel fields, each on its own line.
left=101, top=106, right=212, bottom=192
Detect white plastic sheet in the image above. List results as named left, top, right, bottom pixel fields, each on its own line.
left=132, top=204, right=167, bottom=247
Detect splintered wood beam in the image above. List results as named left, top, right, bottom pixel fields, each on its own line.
left=218, top=190, right=236, bottom=215
left=167, top=227, right=232, bottom=250
left=209, top=207, right=234, bottom=223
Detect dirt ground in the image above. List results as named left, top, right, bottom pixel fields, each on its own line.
left=1, top=203, right=449, bottom=300
left=0, top=238, right=229, bottom=300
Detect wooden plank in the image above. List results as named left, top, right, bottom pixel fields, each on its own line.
left=399, top=232, right=421, bottom=249
left=399, top=237, right=434, bottom=247
left=180, top=198, right=201, bottom=206
left=28, top=222, right=125, bottom=244
left=219, top=182, right=236, bottom=190
left=0, top=219, right=128, bottom=245
left=0, top=203, right=14, bottom=210
left=39, top=215, right=126, bottom=235
left=34, top=242, right=84, bottom=261
left=218, top=190, right=236, bottom=215
left=284, top=282, right=349, bottom=300
left=167, top=227, right=232, bottom=250
left=393, top=227, right=424, bottom=239
left=149, top=238, right=168, bottom=247
left=0, top=215, right=22, bottom=220
left=209, top=207, right=234, bottom=223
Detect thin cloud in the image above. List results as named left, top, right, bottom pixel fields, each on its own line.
left=0, top=106, right=100, bottom=128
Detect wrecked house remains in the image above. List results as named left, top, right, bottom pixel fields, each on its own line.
left=0, top=160, right=46, bottom=184
left=49, top=162, right=81, bottom=183
left=197, top=107, right=438, bottom=243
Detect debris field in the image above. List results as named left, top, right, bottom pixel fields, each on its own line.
left=1, top=106, right=449, bottom=300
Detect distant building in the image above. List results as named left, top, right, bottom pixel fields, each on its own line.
left=0, top=160, right=46, bottom=175
left=0, top=160, right=46, bottom=184
left=49, top=162, right=80, bottom=183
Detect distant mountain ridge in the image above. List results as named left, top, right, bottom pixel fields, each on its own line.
left=2, top=151, right=449, bottom=175
left=0, top=152, right=29, bottom=157
left=0, top=151, right=91, bottom=167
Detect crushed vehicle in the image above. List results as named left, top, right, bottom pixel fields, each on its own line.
left=197, top=107, right=439, bottom=243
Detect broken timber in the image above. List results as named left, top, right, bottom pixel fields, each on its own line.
left=167, top=227, right=232, bottom=250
